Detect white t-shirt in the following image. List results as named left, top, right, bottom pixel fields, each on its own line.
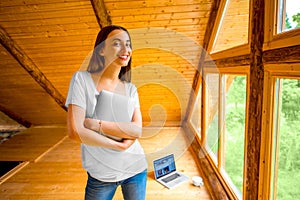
left=65, top=71, right=147, bottom=182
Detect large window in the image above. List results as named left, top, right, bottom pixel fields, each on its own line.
left=223, top=75, right=246, bottom=197
left=190, top=89, right=201, bottom=137
left=211, top=0, right=249, bottom=53
left=271, top=78, right=300, bottom=199
left=188, top=0, right=300, bottom=199
left=205, top=73, right=220, bottom=163
left=277, top=0, right=300, bottom=33
left=204, top=72, right=247, bottom=198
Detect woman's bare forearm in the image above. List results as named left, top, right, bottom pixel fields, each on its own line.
left=84, top=118, right=141, bottom=139
left=67, top=105, right=134, bottom=150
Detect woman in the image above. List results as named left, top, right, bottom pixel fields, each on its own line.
left=65, top=25, right=148, bottom=200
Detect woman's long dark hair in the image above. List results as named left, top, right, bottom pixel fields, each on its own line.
left=87, top=25, right=132, bottom=82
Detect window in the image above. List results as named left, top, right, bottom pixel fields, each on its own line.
left=222, top=75, right=246, bottom=197
left=271, top=78, right=300, bottom=200
left=211, top=0, right=249, bottom=53
left=189, top=0, right=299, bottom=199
left=190, top=88, right=201, bottom=136
left=205, top=73, right=220, bottom=163
left=204, top=72, right=247, bottom=198
left=277, top=0, right=300, bottom=33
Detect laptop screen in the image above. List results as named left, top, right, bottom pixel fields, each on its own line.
left=153, top=154, right=176, bottom=179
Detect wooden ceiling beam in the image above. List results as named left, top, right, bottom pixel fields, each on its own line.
left=0, top=26, right=67, bottom=112
left=90, top=0, right=112, bottom=28
left=0, top=104, right=31, bottom=128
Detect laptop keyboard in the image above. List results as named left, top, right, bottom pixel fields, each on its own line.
left=162, top=173, right=181, bottom=183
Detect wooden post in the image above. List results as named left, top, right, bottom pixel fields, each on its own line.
left=246, top=0, right=265, bottom=199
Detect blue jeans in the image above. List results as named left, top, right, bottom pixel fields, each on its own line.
left=85, top=169, right=147, bottom=200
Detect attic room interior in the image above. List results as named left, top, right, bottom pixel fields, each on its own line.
left=0, top=0, right=299, bottom=199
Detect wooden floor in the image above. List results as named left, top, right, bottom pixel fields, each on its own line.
left=0, top=126, right=212, bottom=200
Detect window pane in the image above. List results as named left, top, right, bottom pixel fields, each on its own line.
left=273, top=78, right=300, bottom=199
left=190, top=89, right=201, bottom=136
left=211, top=0, right=249, bottom=53
left=223, top=75, right=247, bottom=197
left=277, top=0, right=300, bottom=33
left=207, top=113, right=219, bottom=157
left=205, top=73, right=219, bottom=162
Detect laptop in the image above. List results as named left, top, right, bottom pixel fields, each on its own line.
left=94, top=90, right=135, bottom=141
left=153, top=154, right=189, bottom=189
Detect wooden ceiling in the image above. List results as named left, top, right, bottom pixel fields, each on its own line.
left=0, top=0, right=212, bottom=127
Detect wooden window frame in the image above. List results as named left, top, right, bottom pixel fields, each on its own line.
left=185, top=0, right=300, bottom=199
left=207, top=0, right=251, bottom=56
left=264, top=0, right=300, bottom=50
left=259, top=63, right=300, bottom=200
left=202, top=67, right=250, bottom=200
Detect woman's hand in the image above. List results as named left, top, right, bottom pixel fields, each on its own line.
left=68, top=105, right=136, bottom=150
left=115, top=139, right=136, bottom=151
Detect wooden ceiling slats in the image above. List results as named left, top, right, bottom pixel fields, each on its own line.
left=3, top=27, right=98, bottom=40
left=131, top=32, right=202, bottom=42
left=0, top=27, right=66, bottom=110
left=0, top=0, right=97, bottom=125
left=131, top=32, right=205, bottom=41
left=132, top=46, right=201, bottom=54
left=0, top=47, right=66, bottom=126
left=104, top=0, right=210, bottom=7
left=106, top=4, right=210, bottom=16
left=111, top=11, right=209, bottom=22
left=0, top=0, right=213, bottom=126
left=20, top=37, right=94, bottom=46
left=141, top=59, right=196, bottom=64
left=116, top=19, right=207, bottom=29
left=0, top=0, right=85, bottom=7
left=133, top=58, right=200, bottom=68
left=0, top=16, right=97, bottom=27
left=2, top=22, right=98, bottom=31
left=0, top=1, right=91, bottom=14
left=128, top=26, right=205, bottom=34
left=0, top=8, right=94, bottom=22
left=132, top=56, right=200, bottom=63
left=133, top=50, right=199, bottom=57
left=19, top=41, right=94, bottom=49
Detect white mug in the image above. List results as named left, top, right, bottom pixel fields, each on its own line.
left=192, top=176, right=204, bottom=187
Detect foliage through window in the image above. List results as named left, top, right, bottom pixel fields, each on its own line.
left=204, top=73, right=247, bottom=198
left=277, top=0, right=300, bottom=33
left=223, top=75, right=246, bottom=198
left=190, top=89, right=201, bottom=136
left=271, top=78, right=300, bottom=200
left=205, top=73, right=219, bottom=163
